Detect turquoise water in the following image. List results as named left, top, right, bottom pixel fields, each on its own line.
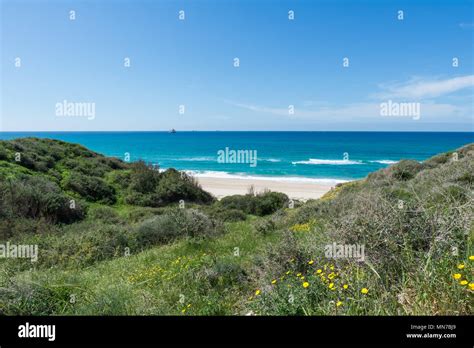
left=0, top=132, right=472, bottom=182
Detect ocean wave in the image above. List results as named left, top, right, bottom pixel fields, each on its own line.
left=292, top=158, right=363, bottom=165
left=183, top=170, right=349, bottom=184
left=369, top=160, right=399, bottom=164
left=261, top=158, right=281, bottom=162
left=178, top=156, right=215, bottom=161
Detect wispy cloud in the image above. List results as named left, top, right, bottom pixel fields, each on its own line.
left=227, top=100, right=470, bottom=121
left=373, top=75, right=474, bottom=99
left=226, top=75, right=473, bottom=122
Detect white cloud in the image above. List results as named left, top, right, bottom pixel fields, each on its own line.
left=373, top=75, right=474, bottom=99
left=227, top=100, right=469, bottom=121
left=226, top=75, right=473, bottom=125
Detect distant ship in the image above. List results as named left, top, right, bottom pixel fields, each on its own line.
left=170, top=128, right=176, bottom=133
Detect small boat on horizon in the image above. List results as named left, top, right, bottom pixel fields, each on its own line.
left=170, top=128, right=176, bottom=133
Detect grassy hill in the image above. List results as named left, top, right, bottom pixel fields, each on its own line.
left=0, top=138, right=472, bottom=315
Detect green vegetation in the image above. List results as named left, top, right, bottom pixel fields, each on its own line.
left=0, top=138, right=472, bottom=315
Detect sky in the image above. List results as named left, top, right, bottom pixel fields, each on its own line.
left=1, top=0, right=473, bottom=131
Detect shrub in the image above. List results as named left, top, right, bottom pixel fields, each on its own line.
left=388, top=160, right=424, bottom=181
left=253, top=191, right=288, bottom=216
left=155, top=169, right=214, bottom=204
left=201, top=260, right=248, bottom=289
left=87, top=206, right=124, bottom=224
left=34, top=222, right=134, bottom=268
left=129, top=161, right=160, bottom=193
left=254, top=217, right=276, bottom=235
left=63, top=171, right=116, bottom=204
left=0, top=176, right=85, bottom=225
left=124, top=191, right=163, bottom=207
left=135, top=208, right=221, bottom=246
left=207, top=206, right=247, bottom=222
left=219, top=191, right=289, bottom=216
left=135, top=214, right=181, bottom=246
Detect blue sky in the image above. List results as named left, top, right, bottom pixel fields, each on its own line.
left=1, top=0, right=473, bottom=131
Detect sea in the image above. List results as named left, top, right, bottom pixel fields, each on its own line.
left=0, top=132, right=472, bottom=183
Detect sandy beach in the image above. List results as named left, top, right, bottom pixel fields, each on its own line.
left=196, top=176, right=338, bottom=200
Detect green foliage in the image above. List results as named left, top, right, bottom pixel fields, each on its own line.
left=63, top=171, right=117, bottom=204
left=0, top=175, right=85, bottom=226
left=254, top=217, right=276, bottom=235
left=155, top=169, right=214, bottom=205
left=206, top=206, right=248, bottom=222
left=87, top=205, right=124, bottom=225
left=219, top=191, right=288, bottom=216
left=136, top=208, right=222, bottom=246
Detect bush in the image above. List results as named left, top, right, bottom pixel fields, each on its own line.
left=207, top=206, right=248, bottom=222
left=87, top=206, right=124, bottom=225
left=254, top=217, right=276, bottom=235
left=124, top=191, right=163, bottom=207
left=135, top=208, right=221, bottom=246
left=0, top=176, right=85, bottom=225
left=135, top=214, right=182, bottom=246
left=201, top=260, right=248, bottom=289
left=35, top=222, right=134, bottom=268
left=219, top=191, right=289, bottom=216
left=125, top=168, right=215, bottom=207
left=63, top=171, right=116, bottom=204
left=129, top=161, right=160, bottom=193
left=155, top=169, right=214, bottom=204
left=388, top=160, right=424, bottom=181
left=253, top=191, right=288, bottom=216
left=219, top=195, right=253, bottom=212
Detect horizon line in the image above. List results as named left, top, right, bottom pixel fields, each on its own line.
left=0, top=130, right=473, bottom=133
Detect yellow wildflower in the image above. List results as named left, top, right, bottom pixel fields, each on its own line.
left=457, top=263, right=465, bottom=270
left=271, top=279, right=277, bottom=284
left=469, top=255, right=474, bottom=261
left=308, top=260, right=314, bottom=265
left=296, top=273, right=302, bottom=277
left=336, top=301, right=343, bottom=307
left=343, top=284, right=349, bottom=289
left=316, top=269, right=322, bottom=274
left=361, top=288, right=369, bottom=294
left=468, top=283, right=474, bottom=291
left=303, top=282, right=310, bottom=288
left=459, top=280, right=468, bottom=286
left=255, top=289, right=261, bottom=296
left=328, top=283, right=335, bottom=289
left=453, top=273, right=462, bottom=280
